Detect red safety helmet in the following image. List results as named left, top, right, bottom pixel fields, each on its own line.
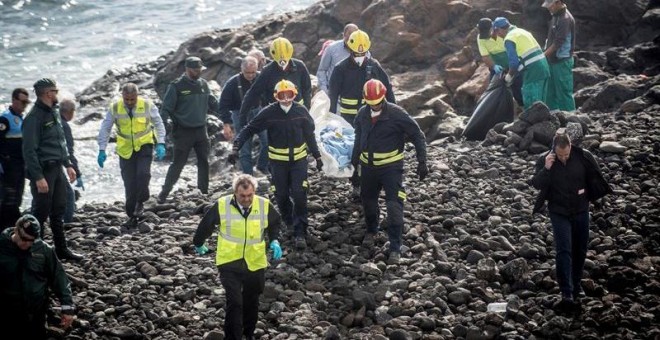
left=363, top=79, right=386, bottom=106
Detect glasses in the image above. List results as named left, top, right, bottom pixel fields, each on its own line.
left=49, top=89, right=59, bottom=94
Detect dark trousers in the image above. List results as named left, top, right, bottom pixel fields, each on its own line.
left=270, top=160, right=308, bottom=237
left=0, top=157, right=25, bottom=230
left=120, top=145, right=153, bottom=217
left=219, top=267, right=265, bottom=340
left=0, top=308, right=47, bottom=339
left=549, top=211, right=590, bottom=299
left=30, top=162, right=68, bottom=251
left=162, top=126, right=209, bottom=195
left=361, top=165, right=405, bottom=251
left=64, top=183, right=75, bottom=223
left=231, top=109, right=269, bottom=175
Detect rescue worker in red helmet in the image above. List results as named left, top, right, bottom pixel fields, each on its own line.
left=229, top=80, right=322, bottom=250
left=352, top=79, right=428, bottom=264
left=328, top=29, right=395, bottom=127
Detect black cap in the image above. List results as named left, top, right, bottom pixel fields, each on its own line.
left=16, top=214, right=40, bottom=238
left=477, top=18, right=493, bottom=39
left=185, top=56, right=206, bottom=69
left=33, top=78, right=57, bottom=91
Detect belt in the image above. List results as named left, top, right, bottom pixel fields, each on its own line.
left=42, top=160, right=62, bottom=168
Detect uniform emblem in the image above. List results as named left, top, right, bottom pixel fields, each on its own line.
left=14, top=116, right=20, bottom=125
left=0, top=123, right=6, bottom=131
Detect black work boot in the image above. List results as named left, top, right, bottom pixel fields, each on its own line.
left=57, top=247, right=84, bottom=261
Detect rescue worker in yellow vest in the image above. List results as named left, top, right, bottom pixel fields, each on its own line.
left=476, top=18, right=524, bottom=106
left=492, top=17, right=550, bottom=110
left=353, top=79, right=428, bottom=265
left=229, top=80, right=322, bottom=250
left=193, top=174, right=282, bottom=340
left=97, top=83, right=166, bottom=227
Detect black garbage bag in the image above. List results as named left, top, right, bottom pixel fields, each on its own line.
left=462, top=75, right=514, bottom=141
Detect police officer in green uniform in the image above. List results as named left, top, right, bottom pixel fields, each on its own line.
left=0, top=215, right=76, bottom=338
left=193, top=174, right=282, bottom=340
left=22, top=78, right=83, bottom=261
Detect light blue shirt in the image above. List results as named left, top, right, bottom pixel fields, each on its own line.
left=316, top=40, right=351, bottom=95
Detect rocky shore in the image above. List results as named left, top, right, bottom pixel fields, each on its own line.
left=56, top=0, right=660, bottom=339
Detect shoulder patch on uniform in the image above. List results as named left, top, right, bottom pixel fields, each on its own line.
left=0, top=123, right=6, bottom=131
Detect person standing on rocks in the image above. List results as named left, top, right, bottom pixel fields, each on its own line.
left=59, top=99, right=84, bottom=224
left=492, top=17, right=550, bottom=110
left=22, top=78, right=83, bottom=261
left=219, top=56, right=269, bottom=175
left=0, top=88, right=30, bottom=231
left=158, top=56, right=219, bottom=203
left=542, top=0, right=576, bottom=111
left=192, top=174, right=282, bottom=340
left=229, top=80, right=322, bottom=250
left=316, top=23, right=360, bottom=95
left=98, top=83, right=167, bottom=227
left=0, top=214, right=76, bottom=338
left=476, top=18, right=524, bottom=106
left=238, top=37, right=312, bottom=130
left=531, top=132, right=611, bottom=314
left=353, top=79, right=428, bottom=264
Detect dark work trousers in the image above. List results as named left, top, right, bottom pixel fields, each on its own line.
left=64, top=183, right=75, bottom=223
left=360, top=165, right=405, bottom=252
left=0, top=157, right=25, bottom=231
left=0, top=308, right=47, bottom=339
left=30, top=161, right=68, bottom=251
left=549, top=211, right=590, bottom=299
left=270, top=160, right=308, bottom=237
left=162, top=126, right=210, bottom=195
left=120, top=144, right=153, bottom=217
left=231, top=109, right=269, bottom=175
left=219, top=267, right=265, bottom=340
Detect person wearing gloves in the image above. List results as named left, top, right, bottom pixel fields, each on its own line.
left=229, top=80, right=322, bottom=250
left=0, top=214, right=76, bottom=338
left=59, top=99, right=84, bottom=223
left=492, top=16, right=550, bottom=110
left=192, top=174, right=282, bottom=340
left=476, top=18, right=523, bottom=106
left=352, top=79, right=428, bottom=265
left=97, top=83, right=166, bottom=227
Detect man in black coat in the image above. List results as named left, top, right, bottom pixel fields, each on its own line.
left=531, top=132, right=612, bottom=314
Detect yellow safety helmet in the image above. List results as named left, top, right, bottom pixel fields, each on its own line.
left=273, top=79, right=298, bottom=100
left=270, top=37, right=294, bottom=67
left=347, top=30, right=371, bottom=54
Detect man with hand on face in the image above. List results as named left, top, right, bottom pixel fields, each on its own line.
left=531, top=131, right=611, bottom=315
left=97, top=83, right=166, bottom=227
left=158, top=56, right=219, bottom=203
left=238, top=37, right=312, bottom=130
left=229, top=80, right=322, bottom=250
left=352, top=79, right=427, bottom=265
left=22, top=78, right=83, bottom=261
left=0, top=215, right=76, bottom=339
left=219, top=56, right=269, bottom=175
left=192, top=174, right=282, bottom=340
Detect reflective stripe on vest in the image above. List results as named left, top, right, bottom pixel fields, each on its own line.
left=215, top=195, right=269, bottom=271
left=339, top=97, right=362, bottom=115
left=360, top=149, right=404, bottom=166
left=111, top=97, right=155, bottom=159
left=268, top=142, right=307, bottom=162
left=505, top=27, right=545, bottom=68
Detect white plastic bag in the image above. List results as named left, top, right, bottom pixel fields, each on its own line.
left=310, top=91, right=355, bottom=178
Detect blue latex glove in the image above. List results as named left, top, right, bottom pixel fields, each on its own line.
left=155, top=143, right=166, bottom=160
left=195, top=244, right=209, bottom=255
left=493, top=64, right=504, bottom=74
left=269, top=240, right=282, bottom=260
left=97, top=150, right=107, bottom=168
left=76, top=177, right=85, bottom=190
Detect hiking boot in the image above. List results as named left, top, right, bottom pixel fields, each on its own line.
left=553, top=297, right=579, bottom=316
left=157, top=191, right=168, bottom=204
left=124, top=216, right=138, bottom=229
left=57, top=248, right=84, bottom=261
left=362, top=232, right=376, bottom=247
left=387, top=251, right=401, bottom=265
left=295, top=236, right=307, bottom=250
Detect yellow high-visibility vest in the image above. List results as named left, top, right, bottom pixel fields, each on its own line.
left=215, top=195, right=270, bottom=271
left=505, top=27, right=545, bottom=68
left=111, top=97, right=155, bottom=159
